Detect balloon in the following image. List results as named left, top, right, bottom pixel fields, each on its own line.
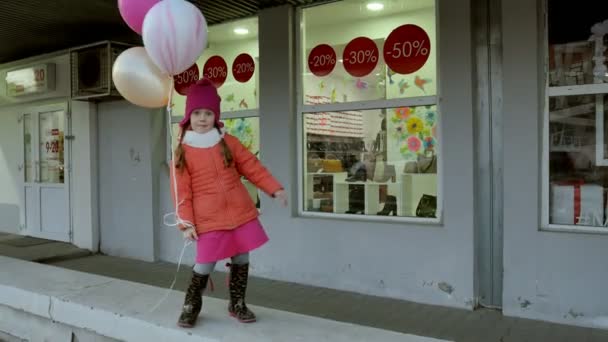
left=112, top=47, right=171, bottom=108
left=142, top=0, right=208, bottom=76
left=118, top=0, right=159, bottom=35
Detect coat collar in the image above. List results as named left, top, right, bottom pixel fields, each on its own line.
left=183, top=128, right=226, bottom=148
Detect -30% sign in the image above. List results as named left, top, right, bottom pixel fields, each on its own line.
left=203, top=56, right=228, bottom=87
left=384, top=24, right=431, bottom=74
left=308, top=44, right=337, bottom=77
left=232, top=53, right=255, bottom=83
left=343, top=37, right=379, bottom=77
left=173, top=64, right=200, bottom=95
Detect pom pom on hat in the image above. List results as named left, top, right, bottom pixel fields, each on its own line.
left=179, top=78, right=223, bottom=128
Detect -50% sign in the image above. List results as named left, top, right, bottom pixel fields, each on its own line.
left=173, top=64, right=200, bottom=95
left=384, top=24, right=430, bottom=74
left=343, top=37, right=379, bottom=77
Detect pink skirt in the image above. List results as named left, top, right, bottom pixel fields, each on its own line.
left=195, top=218, right=269, bottom=264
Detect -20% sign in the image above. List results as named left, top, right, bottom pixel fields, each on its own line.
left=232, top=53, right=255, bottom=83
left=343, top=37, right=379, bottom=77
left=384, top=24, right=431, bottom=74
left=308, top=44, right=337, bottom=77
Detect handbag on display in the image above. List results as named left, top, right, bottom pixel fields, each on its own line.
left=373, top=155, right=396, bottom=182
left=307, top=154, right=323, bottom=172
left=404, top=160, right=419, bottom=174
left=417, top=152, right=437, bottom=174
left=403, top=151, right=437, bottom=174
left=322, top=154, right=343, bottom=173
left=415, top=194, right=437, bottom=218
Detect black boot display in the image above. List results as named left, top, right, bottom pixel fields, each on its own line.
left=346, top=184, right=365, bottom=214
left=377, top=195, right=397, bottom=216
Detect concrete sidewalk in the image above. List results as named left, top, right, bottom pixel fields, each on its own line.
left=44, top=255, right=608, bottom=341
left=2, top=233, right=608, bottom=341
left=0, top=255, right=446, bottom=342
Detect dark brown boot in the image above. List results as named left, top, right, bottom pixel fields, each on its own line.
left=228, top=263, right=256, bottom=323
left=178, top=271, right=209, bottom=328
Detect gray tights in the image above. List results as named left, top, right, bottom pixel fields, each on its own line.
left=193, top=252, right=249, bottom=275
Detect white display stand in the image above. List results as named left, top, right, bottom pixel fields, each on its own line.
left=333, top=173, right=437, bottom=216
left=306, top=172, right=348, bottom=210
left=333, top=180, right=402, bottom=215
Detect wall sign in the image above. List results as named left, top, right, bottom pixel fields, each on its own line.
left=384, top=24, right=431, bottom=74
left=343, top=37, right=379, bottom=78
left=232, top=53, right=255, bottom=83
left=308, top=44, right=337, bottom=77
left=203, top=56, right=228, bottom=87
left=6, top=63, right=56, bottom=97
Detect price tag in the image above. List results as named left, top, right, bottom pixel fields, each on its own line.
left=203, top=56, right=228, bottom=87
left=342, top=37, right=379, bottom=77
left=308, top=44, right=337, bottom=77
left=383, top=24, right=431, bottom=74
left=173, top=64, right=200, bottom=95
left=232, top=53, right=255, bottom=83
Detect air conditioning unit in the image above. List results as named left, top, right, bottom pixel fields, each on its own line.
left=70, top=41, right=132, bottom=100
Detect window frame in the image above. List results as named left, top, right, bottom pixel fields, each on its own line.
left=541, top=1, right=608, bottom=234
left=294, top=3, right=443, bottom=224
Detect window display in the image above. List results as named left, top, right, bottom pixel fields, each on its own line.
left=545, top=1, right=608, bottom=229
left=304, top=105, right=438, bottom=218
left=300, top=0, right=439, bottom=220
left=172, top=17, right=258, bottom=116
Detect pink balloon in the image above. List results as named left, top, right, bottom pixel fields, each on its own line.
left=118, top=0, right=159, bottom=35
left=142, top=0, right=208, bottom=76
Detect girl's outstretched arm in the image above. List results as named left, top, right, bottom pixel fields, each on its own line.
left=227, top=135, right=283, bottom=197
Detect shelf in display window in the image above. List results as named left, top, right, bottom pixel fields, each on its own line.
left=304, top=173, right=438, bottom=218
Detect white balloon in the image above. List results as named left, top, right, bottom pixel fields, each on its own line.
left=112, top=47, right=171, bottom=108
left=142, top=0, right=208, bottom=76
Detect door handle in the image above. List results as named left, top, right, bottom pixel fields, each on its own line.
left=35, top=161, right=40, bottom=183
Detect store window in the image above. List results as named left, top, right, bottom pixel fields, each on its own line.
left=299, top=1, right=439, bottom=219
left=169, top=17, right=261, bottom=207
left=545, top=1, right=608, bottom=230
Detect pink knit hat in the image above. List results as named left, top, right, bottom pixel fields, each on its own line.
left=180, top=78, right=223, bottom=128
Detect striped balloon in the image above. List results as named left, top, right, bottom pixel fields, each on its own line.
left=142, top=0, right=208, bottom=76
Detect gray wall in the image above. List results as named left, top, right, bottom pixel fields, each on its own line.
left=158, top=1, right=477, bottom=309
left=97, top=101, right=160, bottom=262
left=502, top=0, right=608, bottom=327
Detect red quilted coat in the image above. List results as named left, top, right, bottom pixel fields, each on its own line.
left=171, top=134, right=282, bottom=234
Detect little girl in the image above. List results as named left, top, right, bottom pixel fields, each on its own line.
left=170, top=78, right=287, bottom=328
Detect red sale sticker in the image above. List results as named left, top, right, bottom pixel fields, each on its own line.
left=342, top=37, right=379, bottom=77
left=383, top=24, right=430, bottom=75
left=173, top=64, right=200, bottom=95
left=232, top=53, right=255, bottom=83
left=308, top=44, right=337, bottom=77
left=203, top=56, right=228, bottom=87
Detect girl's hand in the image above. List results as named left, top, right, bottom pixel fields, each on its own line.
left=183, top=226, right=198, bottom=241
left=274, top=190, right=288, bottom=207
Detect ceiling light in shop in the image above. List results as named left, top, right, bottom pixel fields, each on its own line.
left=366, top=2, right=384, bottom=11
left=234, top=28, right=249, bottom=35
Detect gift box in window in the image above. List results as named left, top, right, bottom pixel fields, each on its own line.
left=550, top=181, right=605, bottom=226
